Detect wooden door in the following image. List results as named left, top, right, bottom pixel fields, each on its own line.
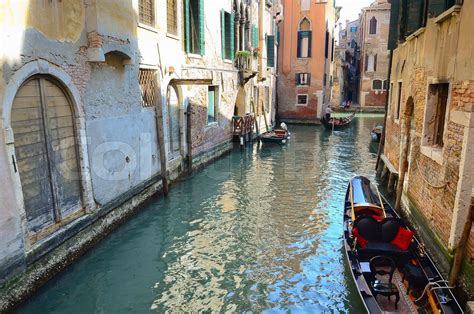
left=11, top=77, right=82, bottom=233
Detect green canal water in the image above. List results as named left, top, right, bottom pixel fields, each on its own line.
left=18, top=114, right=384, bottom=313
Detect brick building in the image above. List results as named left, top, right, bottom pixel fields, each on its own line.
left=359, top=0, right=391, bottom=108
left=277, top=0, right=339, bottom=123
left=382, top=0, right=474, bottom=296
left=0, top=0, right=280, bottom=307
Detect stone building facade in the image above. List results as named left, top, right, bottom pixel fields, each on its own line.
left=383, top=0, right=474, bottom=296
left=359, top=0, right=391, bottom=108
left=333, top=18, right=360, bottom=106
left=277, top=0, right=339, bottom=123
left=0, top=0, right=280, bottom=308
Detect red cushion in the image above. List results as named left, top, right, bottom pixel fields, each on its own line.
left=390, top=226, right=414, bottom=251
left=372, top=215, right=385, bottom=222
left=352, top=227, right=368, bottom=248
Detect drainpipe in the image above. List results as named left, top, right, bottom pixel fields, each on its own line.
left=449, top=204, right=473, bottom=286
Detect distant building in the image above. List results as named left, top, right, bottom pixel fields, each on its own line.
left=277, top=0, right=339, bottom=123
left=335, top=19, right=360, bottom=106
left=359, top=0, right=391, bottom=107
left=381, top=0, right=474, bottom=295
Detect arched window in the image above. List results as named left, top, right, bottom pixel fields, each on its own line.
left=297, top=18, right=312, bottom=58
left=369, top=16, right=377, bottom=34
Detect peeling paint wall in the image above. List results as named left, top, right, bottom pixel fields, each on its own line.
left=0, top=0, right=157, bottom=283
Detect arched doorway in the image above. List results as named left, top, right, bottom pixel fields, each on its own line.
left=11, top=76, right=83, bottom=233
left=167, top=85, right=181, bottom=159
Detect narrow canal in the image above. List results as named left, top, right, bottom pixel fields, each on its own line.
left=18, top=114, right=384, bottom=313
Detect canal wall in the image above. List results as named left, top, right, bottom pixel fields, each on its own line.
left=0, top=135, right=241, bottom=312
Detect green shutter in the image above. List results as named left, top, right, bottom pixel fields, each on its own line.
left=388, top=0, right=400, bottom=50
left=428, top=0, right=447, bottom=18
left=266, top=35, right=275, bottom=67
left=207, top=87, right=215, bottom=123
left=185, top=0, right=190, bottom=53
left=252, top=25, right=258, bottom=48
left=406, top=0, right=425, bottom=35
left=230, top=13, right=235, bottom=60
left=199, top=0, right=205, bottom=55
left=221, top=10, right=225, bottom=59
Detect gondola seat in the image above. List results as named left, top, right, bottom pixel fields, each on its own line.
left=352, top=216, right=415, bottom=257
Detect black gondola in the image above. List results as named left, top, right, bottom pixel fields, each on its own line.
left=343, top=176, right=463, bottom=313
left=371, top=125, right=383, bottom=142
left=321, top=112, right=356, bottom=130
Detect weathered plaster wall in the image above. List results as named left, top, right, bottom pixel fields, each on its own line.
left=0, top=0, right=157, bottom=283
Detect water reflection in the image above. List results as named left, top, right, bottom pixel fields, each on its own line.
left=18, top=114, right=384, bottom=313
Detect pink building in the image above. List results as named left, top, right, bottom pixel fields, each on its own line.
left=277, top=0, right=339, bottom=123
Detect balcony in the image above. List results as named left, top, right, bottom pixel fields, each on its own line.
left=236, top=51, right=257, bottom=86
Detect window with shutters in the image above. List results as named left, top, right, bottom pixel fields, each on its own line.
left=369, top=16, right=377, bottom=34
left=167, top=0, right=178, bottom=35
left=184, top=0, right=204, bottom=55
left=297, top=18, right=311, bottom=58
left=139, top=69, right=158, bottom=107
left=139, top=0, right=155, bottom=27
left=266, top=35, right=275, bottom=67
left=424, top=83, right=449, bottom=147
left=252, top=25, right=258, bottom=48
left=221, top=10, right=234, bottom=60
left=296, top=73, right=311, bottom=86
left=428, top=0, right=456, bottom=18
left=296, top=94, right=308, bottom=106
left=207, top=86, right=218, bottom=124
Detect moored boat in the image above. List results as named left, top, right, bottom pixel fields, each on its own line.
left=343, top=176, right=463, bottom=313
left=321, top=112, right=356, bottom=130
left=259, top=129, right=289, bottom=144
left=371, top=125, right=383, bottom=142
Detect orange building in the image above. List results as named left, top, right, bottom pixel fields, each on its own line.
left=277, top=0, right=339, bottom=123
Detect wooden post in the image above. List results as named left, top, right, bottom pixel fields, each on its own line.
left=155, top=104, right=169, bottom=195
left=186, top=104, right=193, bottom=174
left=387, top=173, right=396, bottom=194
left=449, top=205, right=473, bottom=286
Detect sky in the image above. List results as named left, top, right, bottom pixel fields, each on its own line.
left=336, top=0, right=374, bottom=24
